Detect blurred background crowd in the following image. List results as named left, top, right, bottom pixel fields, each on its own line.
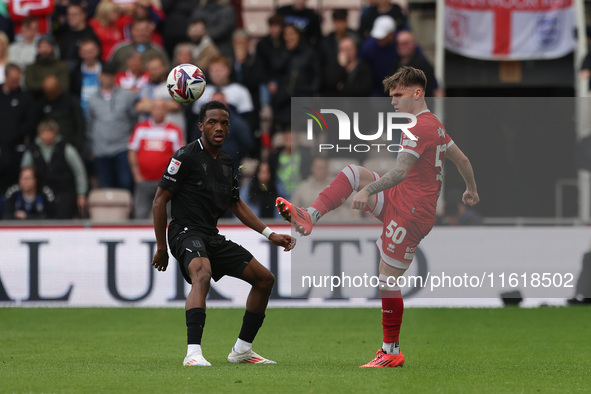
left=0, top=0, right=584, bottom=224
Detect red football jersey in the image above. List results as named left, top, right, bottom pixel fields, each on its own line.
left=128, top=120, right=185, bottom=181
left=388, top=110, right=453, bottom=223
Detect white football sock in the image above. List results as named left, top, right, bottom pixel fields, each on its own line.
left=186, top=344, right=202, bottom=357
left=307, top=207, right=321, bottom=225
left=383, top=342, right=400, bottom=355
left=233, top=338, right=252, bottom=354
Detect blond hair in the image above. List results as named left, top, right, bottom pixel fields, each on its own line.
left=383, top=66, right=427, bottom=94
left=94, top=0, right=118, bottom=25
left=37, top=119, right=60, bottom=134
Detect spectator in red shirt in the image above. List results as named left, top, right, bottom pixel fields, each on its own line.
left=88, top=0, right=124, bottom=62
left=117, top=0, right=165, bottom=47
left=128, top=98, right=184, bottom=218
left=115, top=50, right=150, bottom=96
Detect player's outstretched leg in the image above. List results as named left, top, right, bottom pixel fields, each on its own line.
left=228, top=258, right=277, bottom=364
left=276, top=164, right=377, bottom=235
left=276, top=197, right=314, bottom=236
left=360, top=262, right=406, bottom=368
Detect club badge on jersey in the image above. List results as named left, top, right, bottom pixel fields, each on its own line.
left=168, top=159, right=181, bottom=175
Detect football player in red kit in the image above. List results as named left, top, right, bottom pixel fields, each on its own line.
left=277, top=66, right=479, bottom=367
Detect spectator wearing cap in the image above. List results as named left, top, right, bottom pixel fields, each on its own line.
left=358, top=0, right=409, bottom=41
left=8, top=17, right=40, bottom=71
left=86, top=62, right=137, bottom=192
left=25, top=35, right=70, bottom=100
left=359, top=15, right=399, bottom=97
left=108, top=19, right=169, bottom=72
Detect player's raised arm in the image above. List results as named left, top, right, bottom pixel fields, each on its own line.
left=230, top=199, right=296, bottom=251
left=446, top=144, right=479, bottom=206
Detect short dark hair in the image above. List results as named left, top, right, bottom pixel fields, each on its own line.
left=199, top=101, right=231, bottom=124
left=22, top=17, right=38, bottom=27
left=5, top=63, right=21, bottom=77
left=189, top=16, right=206, bottom=25
left=268, top=14, right=284, bottom=26
left=383, top=66, right=427, bottom=93
left=101, top=61, right=118, bottom=75
left=79, top=37, right=99, bottom=48
left=332, top=8, right=348, bottom=21
left=67, top=3, right=86, bottom=12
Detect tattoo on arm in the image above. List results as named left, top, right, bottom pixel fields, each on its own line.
left=364, top=153, right=417, bottom=195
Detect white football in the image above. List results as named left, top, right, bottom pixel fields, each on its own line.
left=166, top=64, right=206, bottom=103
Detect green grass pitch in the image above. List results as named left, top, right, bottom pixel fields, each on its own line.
left=1, top=307, right=589, bottom=393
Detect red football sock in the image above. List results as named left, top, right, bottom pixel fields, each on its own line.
left=381, top=290, right=403, bottom=344
left=310, top=165, right=358, bottom=215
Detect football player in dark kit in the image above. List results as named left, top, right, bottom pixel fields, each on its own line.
left=151, top=101, right=296, bottom=366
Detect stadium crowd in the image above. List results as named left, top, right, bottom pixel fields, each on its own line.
left=0, top=0, right=447, bottom=221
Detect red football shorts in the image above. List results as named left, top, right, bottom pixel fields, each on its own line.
left=364, top=171, right=434, bottom=270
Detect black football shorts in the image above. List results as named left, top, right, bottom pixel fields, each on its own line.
left=168, top=226, right=253, bottom=283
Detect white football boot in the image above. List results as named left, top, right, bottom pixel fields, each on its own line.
left=183, top=353, right=211, bottom=366
left=227, top=348, right=277, bottom=364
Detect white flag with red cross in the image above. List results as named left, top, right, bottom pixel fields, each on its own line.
left=445, top=0, right=576, bottom=60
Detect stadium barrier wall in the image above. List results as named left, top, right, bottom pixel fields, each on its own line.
left=0, top=225, right=585, bottom=308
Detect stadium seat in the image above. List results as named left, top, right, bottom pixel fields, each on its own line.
left=243, top=10, right=272, bottom=37
left=243, top=0, right=274, bottom=6
left=363, top=156, right=397, bottom=175
left=88, top=189, right=133, bottom=222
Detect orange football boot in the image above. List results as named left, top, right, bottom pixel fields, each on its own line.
left=360, top=350, right=405, bottom=368
left=276, top=197, right=314, bottom=236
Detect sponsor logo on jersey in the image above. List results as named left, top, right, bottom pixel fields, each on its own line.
left=168, top=159, right=181, bottom=174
